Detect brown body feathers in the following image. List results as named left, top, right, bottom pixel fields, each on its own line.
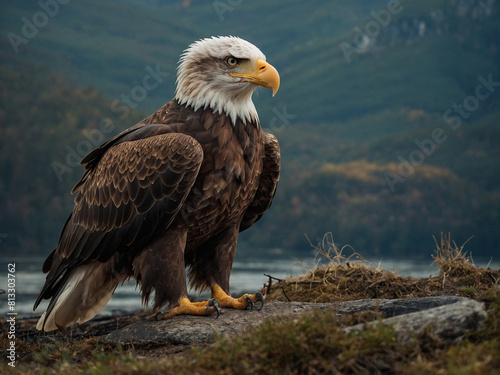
left=34, top=99, right=280, bottom=331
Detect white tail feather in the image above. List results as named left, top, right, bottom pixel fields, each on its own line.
left=36, top=264, right=119, bottom=332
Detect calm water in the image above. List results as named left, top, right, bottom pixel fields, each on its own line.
left=1, top=250, right=498, bottom=317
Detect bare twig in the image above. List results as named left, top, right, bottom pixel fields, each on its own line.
left=265, top=275, right=273, bottom=296
left=263, top=273, right=284, bottom=283
left=293, top=280, right=324, bottom=285
left=281, top=286, right=291, bottom=302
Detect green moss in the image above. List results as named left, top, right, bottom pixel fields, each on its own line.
left=460, top=286, right=477, bottom=298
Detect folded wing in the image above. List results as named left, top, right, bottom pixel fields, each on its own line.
left=34, top=131, right=203, bottom=321
left=240, top=133, right=280, bottom=231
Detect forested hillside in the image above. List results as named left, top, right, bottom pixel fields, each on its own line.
left=1, top=0, right=499, bottom=257
left=0, top=52, right=145, bottom=256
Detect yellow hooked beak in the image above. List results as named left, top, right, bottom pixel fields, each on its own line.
left=229, top=58, right=280, bottom=96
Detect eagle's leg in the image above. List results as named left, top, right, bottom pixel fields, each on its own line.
left=136, top=229, right=221, bottom=320
left=155, top=297, right=221, bottom=320
left=210, top=283, right=265, bottom=310
left=180, top=225, right=265, bottom=314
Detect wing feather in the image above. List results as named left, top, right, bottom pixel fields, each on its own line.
left=240, top=133, right=280, bottom=232
left=34, top=130, right=203, bottom=311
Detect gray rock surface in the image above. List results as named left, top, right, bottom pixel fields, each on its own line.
left=345, top=298, right=487, bottom=343
left=100, top=302, right=334, bottom=346
left=100, top=296, right=486, bottom=346
left=334, top=296, right=466, bottom=317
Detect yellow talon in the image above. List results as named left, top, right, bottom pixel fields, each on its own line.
left=155, top=297, right=221, bottom=320
left=211, top=284, right=265, bottom=310
left=155, top=285, right=265, bottom=321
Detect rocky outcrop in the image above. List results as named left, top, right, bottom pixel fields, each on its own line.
left=344, top=298, right=487, bottom=343
left=101, top=296, right=486, bottom=346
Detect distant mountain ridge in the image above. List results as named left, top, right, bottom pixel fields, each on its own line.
left=1, top=0, right=499, bottom=257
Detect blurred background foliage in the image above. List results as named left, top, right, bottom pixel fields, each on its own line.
left=1, top=0, right=499, bottom=257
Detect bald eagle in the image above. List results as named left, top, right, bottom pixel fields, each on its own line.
left=34, top=36, right=280, bottom=332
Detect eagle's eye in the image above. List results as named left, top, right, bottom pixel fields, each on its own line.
left=225, top=56, right=240, bottom=67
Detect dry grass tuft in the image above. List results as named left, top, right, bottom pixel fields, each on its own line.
left=431, top=232, right=499, bottom=294
left=433, top=232, right=478, bottom=275
left=266, top=233, right=500, bottom=304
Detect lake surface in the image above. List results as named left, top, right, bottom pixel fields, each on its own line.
left=1, top=250, right=498, bottom=318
